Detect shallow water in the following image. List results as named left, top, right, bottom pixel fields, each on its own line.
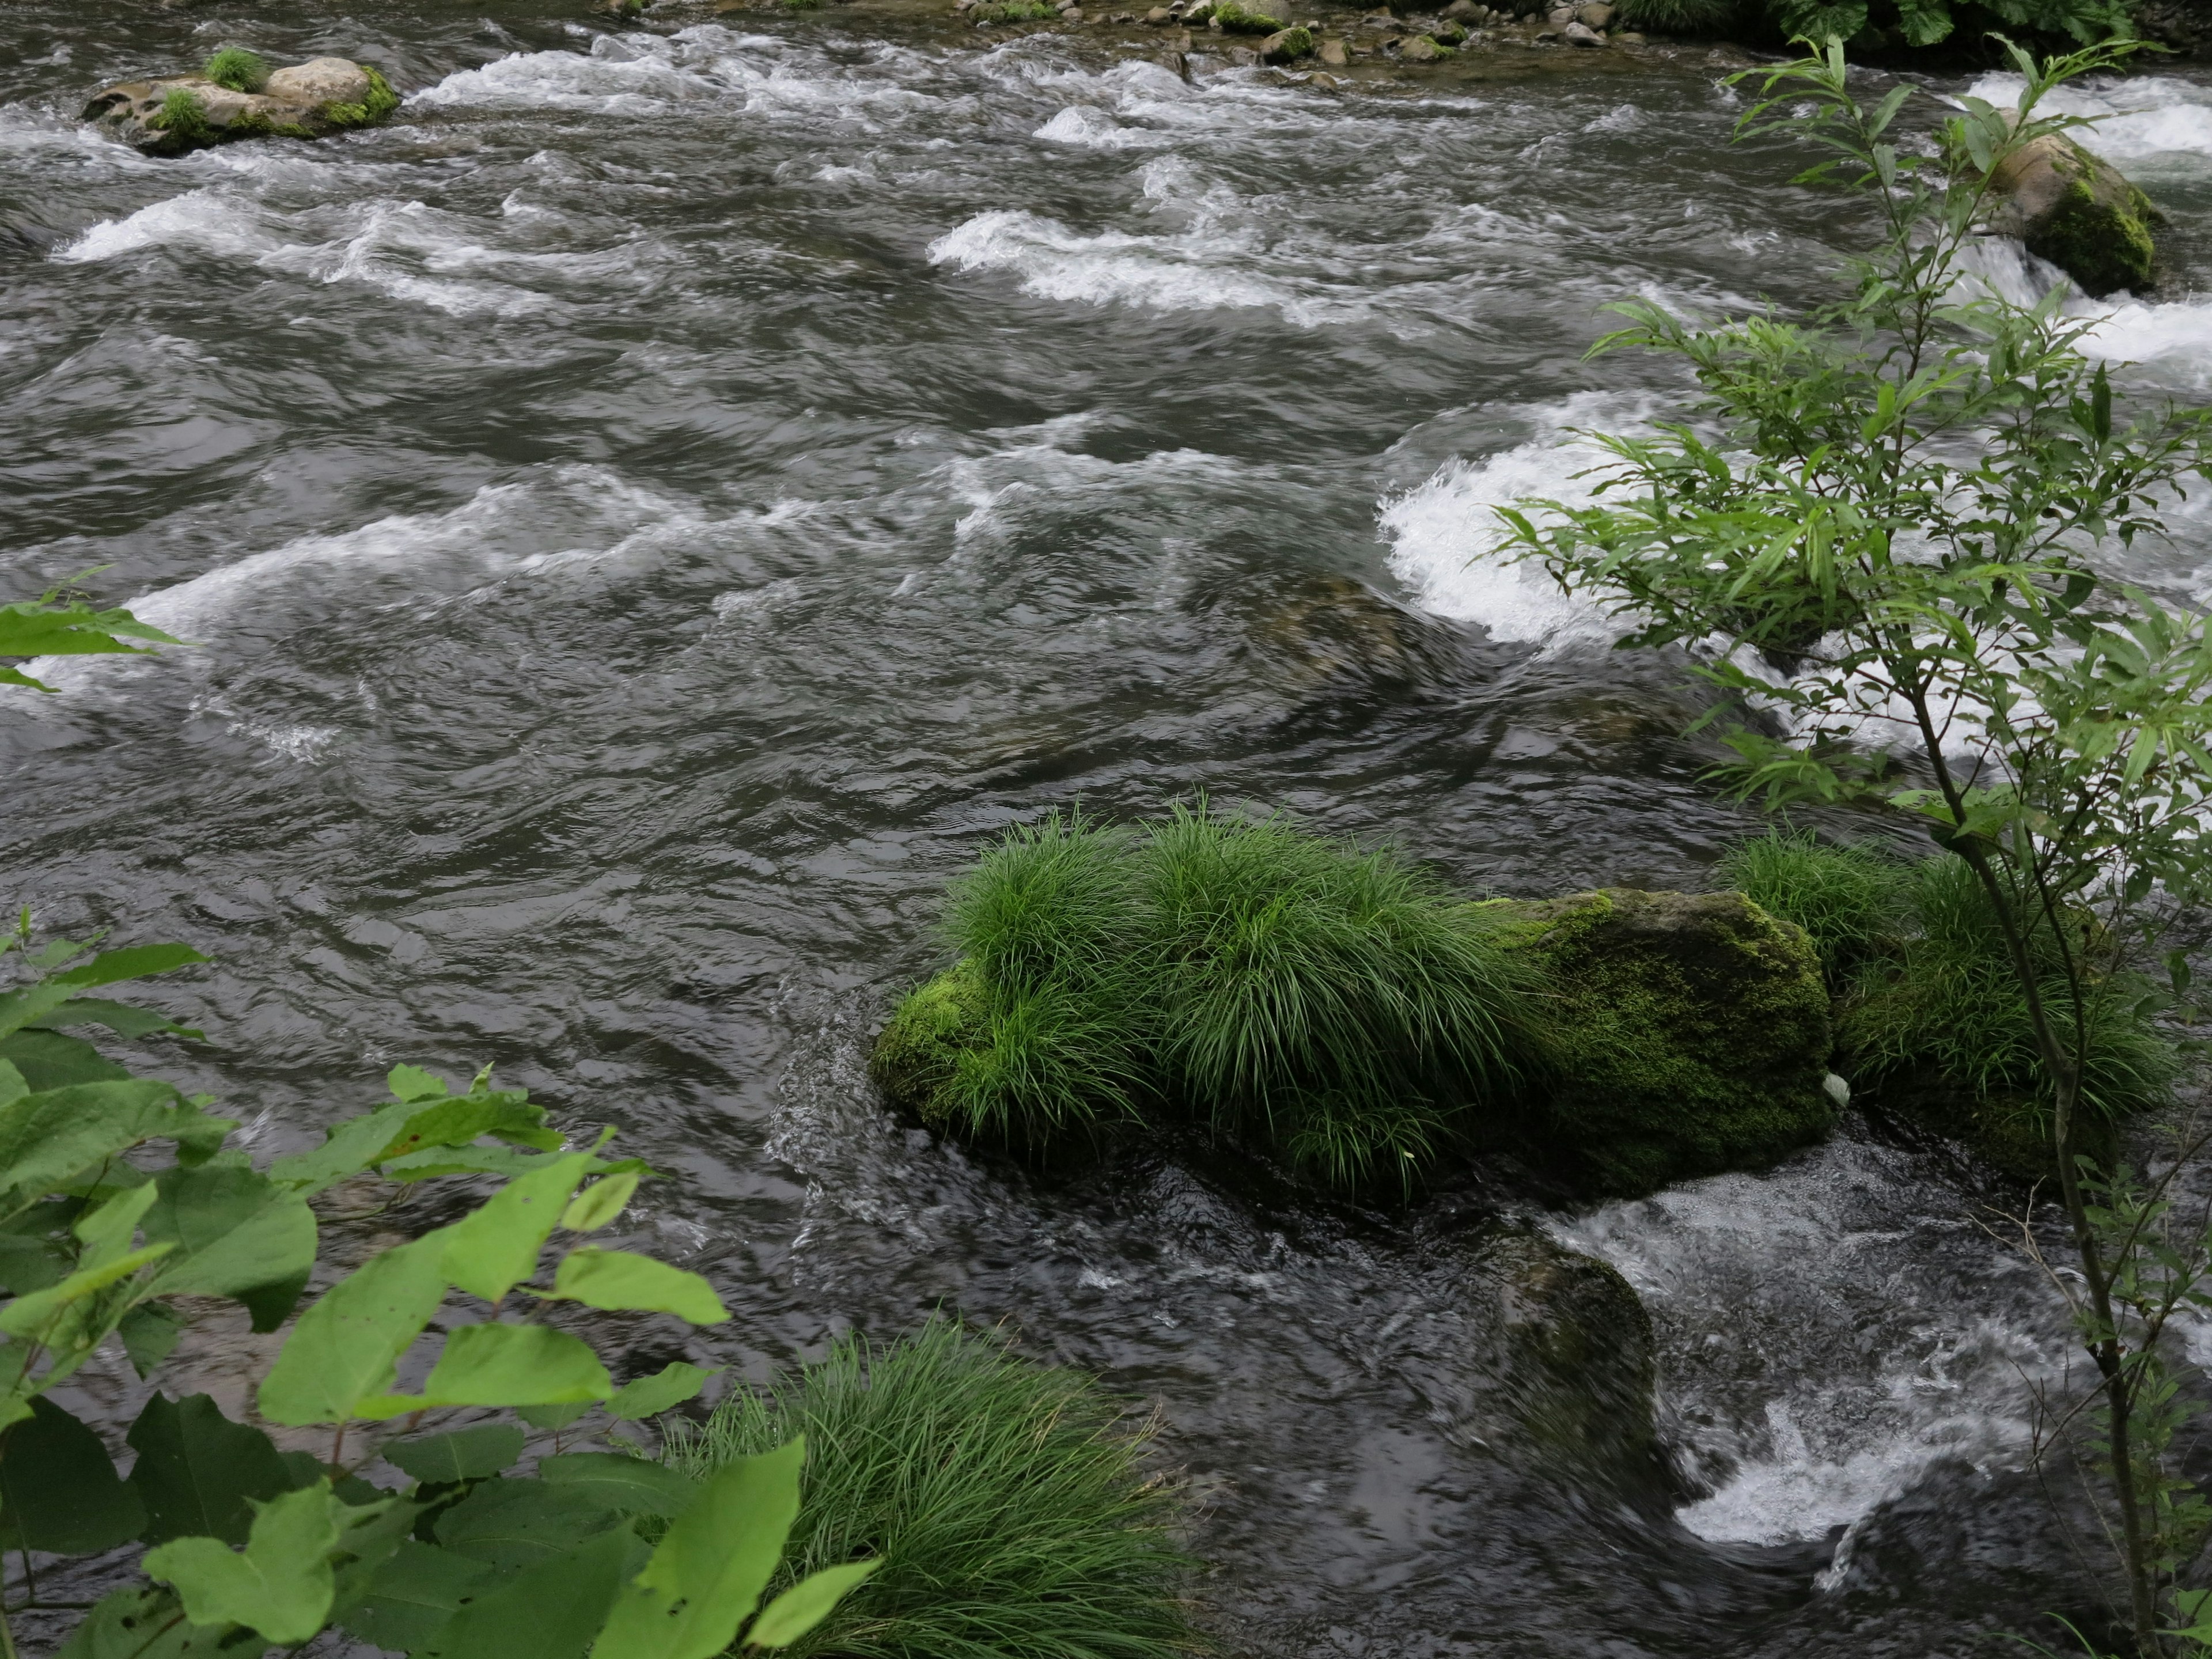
left=5, top=5, right=2212, bottom=1653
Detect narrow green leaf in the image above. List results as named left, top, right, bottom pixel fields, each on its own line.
left=383, top=1424, right=528, bottom=1483
left=0, top=1241, right=173, bottom=1337
left=442, top=1154, right=594, bottom=1305
left=416, top=1524, right=643, bottom=1659
left=26, top=999, right=203, bottom=1041
left=606, top=1361, right=719, bottom=1421
left=257, top=1233, right=449, bottom=1426
left=127, top=1393, right=303, bottom=1545
left=561, top=1172, right=639, bottom=1233
left=0, top=1396, right=147, bottom=1554
left=358, top=1322, right=613, bottom=1417
left=144, top=1484, right=343, bottom=1645
left=536, top=1453, right=701, bottom=1518
left=544, top=1249, right=729, bottom=1325
left=587, top=1437, right=806, bottom=1659
left=745, top=1560, right=881, bottom=1649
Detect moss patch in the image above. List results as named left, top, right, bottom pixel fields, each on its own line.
left=2029, top=166, right=2158, bottom=297
left=870, top=960, right=991, bottom=1125
left=323, top=66, right=402, bottom=130
left=1487, top=888, right=1833, bottom=1195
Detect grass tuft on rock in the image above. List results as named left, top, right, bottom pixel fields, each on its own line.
left=1718, top=828, right=1908, bottom=982
left=147, top=87, right=214, bottom=141
left=202, top=47, right=270, bottom=92
left=660, top=1321, right=1194, bottom=1659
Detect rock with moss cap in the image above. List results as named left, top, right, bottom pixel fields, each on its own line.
left=1986, top=130, right=2162, bottom=298
left=1484, top=888, right=1833, bottom=1195
left=83, top=56, right=399, bottom=157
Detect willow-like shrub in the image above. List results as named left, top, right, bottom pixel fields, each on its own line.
left=878, top=805, right=1541, bottom=1190
left=660, top=1322, right=1193, bottom=1659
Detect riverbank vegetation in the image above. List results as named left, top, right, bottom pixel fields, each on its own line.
left=1501, top=35, right=2212, bottom=1652
left=661, top=1321, right=1194, bottom=1659
left=1613, top=0, right=2136, bottom=54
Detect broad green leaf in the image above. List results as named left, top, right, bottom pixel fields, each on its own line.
left=26, top=999, right=203, bottom=1041
left=544, top=1249, right=728, bottom=1325
left=562, top=1172, right=639, bottom=1233
left=588, top=1437, right=806, bottom=1659
left=54, top=944, right=210, bottom=993
left=0, top=1229, right=66, bottom=1296
left=127, top=1393, right=303, bottom=1545
left=55, top=1586, right=234, bottom=1659
left=416, top=1524, right=643, bottom=1659
left=0, top=1241, right=173, bottom=1338
left=607, top=1361, right=719, bottom=1421
left=389, top=1064, right=450, bottom=1102
left=382, top=1091, right=561, bottom=1158
left=745, top=1560, right=881, bottom=1649
left=144, top=1484, right=343, bottom=1645
left=0, top=1396, right=147, bottom=1554
left=383, top=1423, right=527, bottom=1483
left=516, top=1399, right=597, bottom=1432
left=386, top=1146, right=653, bottom=1185
left=442, top=1154, right=593, bottom=1304
left=119, top=1301, right=186, bottom=1377
left=0, top=1029, right=130, bottom=1092
left=0, top=1081, right=232, bottom=1218
left=145, top=1162, right=317, bottom=1331
left=537, top=1453, right=701, bottom=1518
left=358, top=1322, right=613, bottom=1417
left=75, top=1179, right=160, bottom=1266
left=432, top=1476, right=627, bottom=1571
left=257, top=1233, right=449, bottom=1426
left=336, top=1539, right=493, bottom=1652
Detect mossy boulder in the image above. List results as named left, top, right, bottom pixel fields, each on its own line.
left=83, top=59, right=399, bottom=157
left=1489, top=1232, right=1660, bottom=1478
left=1486, top=888, right=1834, bottom=1195
left=870, top=961, right=990, bottom=1126
left=1986, top=130, right=2163, bottom=298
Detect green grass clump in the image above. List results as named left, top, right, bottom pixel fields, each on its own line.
left=147, top=87, right=214, bottom=142
left=1718, top=828, right=1909, bottom=983
left=1613, top=0, right=1740, bottom=29
left=876, top=803, right=1541, bottom=1191
left=202, top=47, right=270, bottom=92
left=1841, top=855, right=2180, bottom=1156
left=972, top=1, right=1058, bottom=19
left=660, top=1321, right=1194, bottom=1659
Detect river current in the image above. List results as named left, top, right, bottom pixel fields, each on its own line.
left=5, top=6, right=2212, bottom=1655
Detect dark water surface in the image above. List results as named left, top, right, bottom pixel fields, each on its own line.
left=6, top=5, right=2212, bottom=1653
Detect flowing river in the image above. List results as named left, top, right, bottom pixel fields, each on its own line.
left=5, top=5, right=2212, bottom=1654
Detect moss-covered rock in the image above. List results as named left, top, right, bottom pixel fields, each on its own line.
left=870, top=961, right=990, bottom=1125
left=1490, top=1232, right=1659, bottom=1475
left=1986, top=130, right=2163, bottom=298
left=1486, top=888, right=1834, bottom=1195
left=82, top=58, right=399, bottom=157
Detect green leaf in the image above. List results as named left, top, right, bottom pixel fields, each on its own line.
left=119, top=1301, right=187, bottom=1377
left=0, top=1029, right=131, bottom=1091
left=587, top=1437, right=806, bottom=1659
left=544, top=1249, right=729, bottom=1325
left=607, top=1361, right=719, bottom=1421
left=537, top=1454, right=701, bottom=1518
left=55, top=1586, right=234, bottom=1659
left=336, top=1539, right=494, bottom=1652
left=389, top=1064, right=450, bottom=1102
left=516, top=1400, right=597, bottom=1432
left=127, top=1393, right=304, bottom=1545
left=442, top=1154, right=594, bottom=1304
left=0, top=1080, right=232, bottom=1217
left=358, top=1322, right=613, bottom=1417
left=745, top=1560, right=881, bottom=1649
left=0, top=1229, right=67, bottom=1296
left=561, top=1172, right=639, bottom=1233
left=433, top=1476, right=627, bottom=1571
left=26, top=999, right=202, bottom=1041
left=416, top=1524, right=644, bottom=1659
left=384, top=1423, right=528, bottom=1483
left=144, top=1484, right=343, bottom=1645
left=0, top=1396, right=147, bottom=1554
left=145, top=1162, right=317, bottom=1331
left=0, top=1240, right=173, bottom=1338
left=257, top=1232, right=449, bottom=1426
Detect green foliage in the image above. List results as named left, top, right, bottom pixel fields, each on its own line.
left=1268, top=23, right=1317, bottom=52
left=147, top=88, right=214, bottom=142
left=1613, top=0, right=2133, bottom=46
left=1210, top=0, right=1286, bottom=28
left=0, top=579, right=185, bottom=692
left=1613, top=0, right=1743, bottom=33
left=971, top=1, right=1055, bottom=20
left=1718, top=828, right=1909, bottom=980
left=323, top=66, right=403, bottom=130
left=661, top=1321, right=1192, bottom=1659
left=201, top=48, right=270, bottom=92
left=879, top=804, right=1541, bottom=1191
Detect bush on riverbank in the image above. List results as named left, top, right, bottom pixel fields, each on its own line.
left=1612, top=0, right=2134, bottom=54
left=660, top=1321, right=1194, bottom=1659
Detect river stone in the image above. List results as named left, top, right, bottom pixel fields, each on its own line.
left=82, top=57, right=397, bottom=157
left=1317, top=34, right=1350, bottom=60
left=1575, top=1, right=1613, bottom=22
left=1483, top=888, right=1834, bottom=1195
left=1260, top=25, right=1315, bottom=58
left=1563, top=20, right=1604, bottom=43
left=1985, top=129, right=2162, bottom=297
left=1489, top=1232, right=1662, bottom=1479
left=1400, top=34, right=1444, bottom=58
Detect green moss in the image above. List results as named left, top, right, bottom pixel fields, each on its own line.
left=1432, top=20, right=1467, bottom=40
left=1488, top=888, right=1834, bottom=1195
left=202, top=47, right=270, bottom=93
left=323, top=65, right=402, bottom=130
left=228, top=108, right=273, bottom=137
left=1264, top=22, right=1315, bottom=54
left=971, top=0, right=1056, bottom=18
left=146, top=87, right=214, bottom=144
left=871, top=960, right=992, bottom=1125
left=2030, top=168, right=2158, bottom=297
left=1212, top=1, right=1286, bottom=31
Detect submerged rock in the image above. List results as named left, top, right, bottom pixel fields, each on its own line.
left=1488, top=1232, right=1662, bottom=1479
left=1485, top=888, right=1834, bottom=1196
left=1986, top=130, right=2162, bottom=297
left=83, top=58, right=399, bottom=156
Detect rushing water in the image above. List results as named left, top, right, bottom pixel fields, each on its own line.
left=6, top=5, right=2212, bottom=1653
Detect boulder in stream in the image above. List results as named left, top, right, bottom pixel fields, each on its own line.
left=1485, top=888, right=1834, bottom=1196
left=82, top=58, right=399, bottom=157
left=1488, top=1231, right=1661, bottom=1478
left=1984, top=130, right=2163, bottom=297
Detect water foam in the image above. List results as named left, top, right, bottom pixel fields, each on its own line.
left=1377, top=394, right=1641, bottom=650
